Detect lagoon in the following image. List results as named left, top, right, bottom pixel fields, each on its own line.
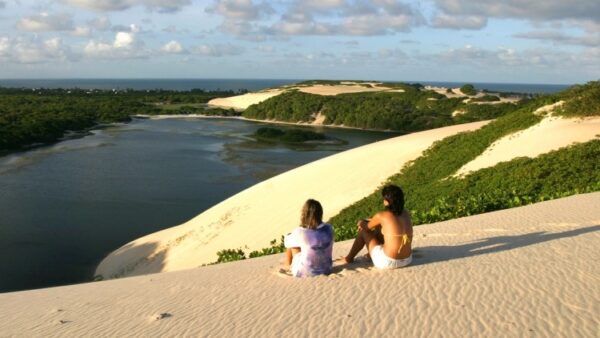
left=0, top=117, right=393, bottom=293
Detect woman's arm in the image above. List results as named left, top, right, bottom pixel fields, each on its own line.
left=358, top=213, right=383, bottom=231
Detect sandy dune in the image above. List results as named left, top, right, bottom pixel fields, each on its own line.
left=95, top=121, right=489, bottom=279
left=297, top=84, right=389, bottom=96
left=2, top=193, right=598, bottom=337
left=456, top=115, right=600, bottom=176
left=207, top=82, right=400, bottom=110
left=207, top=89, right=284, bottom=110
left=425, top=85, right=520, bottom=104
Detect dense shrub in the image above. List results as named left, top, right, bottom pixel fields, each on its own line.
left=460, top=84, right=477, bottom=96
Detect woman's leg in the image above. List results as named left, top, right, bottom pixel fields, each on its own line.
left=285, top=247, right=301, bottom=267
left=345, top=228, right=381, bottom=263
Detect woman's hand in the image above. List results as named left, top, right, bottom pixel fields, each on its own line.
left=357, top=219, right=369, bottom=232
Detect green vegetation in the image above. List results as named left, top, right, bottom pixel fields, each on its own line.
left=253, top=127, right=331, bottom=144
left=557, top=81, right=600, bottom=117
left=244, top=85, right=522, bottom=132
left=0, top=87, right=235, bottom=152
left=471, top=94, right=501, bottom=102
left=460, top=84, right=477, bottom=96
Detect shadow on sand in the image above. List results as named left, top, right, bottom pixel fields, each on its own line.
left=332, top=224, right=600, bottom=272
left=94, top=241, right=166, bottom=280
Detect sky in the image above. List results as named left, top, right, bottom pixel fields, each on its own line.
left=0, top=0, right=598, bottom=84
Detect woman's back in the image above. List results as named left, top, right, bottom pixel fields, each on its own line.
left=380, top=209, right=413, bottom=259
left=284, top=223, right=333, bottom=277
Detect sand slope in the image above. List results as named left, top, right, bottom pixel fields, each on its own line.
left=2, top=193, right=598, bottom=337
left=207, top=89, right=284, bottom=110
left=456, top=115, right=600, bottom=176
left=207, top=83, right=399, bottom=110
left=95, top=121, right=489, bottom=279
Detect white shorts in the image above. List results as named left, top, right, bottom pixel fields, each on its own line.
left=290, top=252, right=304, bottom=277
left=371, top=245, right=412, bottom=269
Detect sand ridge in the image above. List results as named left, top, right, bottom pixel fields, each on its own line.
left=455, top=115, right=600, bottom=176
left=1, top=193, right=598, bottom=337
left=95, top=121, right=490, bottom=279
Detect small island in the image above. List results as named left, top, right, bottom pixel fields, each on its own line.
left=252, top=127, right=346, bottom=145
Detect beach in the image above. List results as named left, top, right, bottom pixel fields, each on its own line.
left=1, top=192, right=598, bottom=337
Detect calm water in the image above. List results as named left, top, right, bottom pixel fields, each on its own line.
left=0, top=117, right=394, bottom=293
left=0, top=78, right=570, bottom=94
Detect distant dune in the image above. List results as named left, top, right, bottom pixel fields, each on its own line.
left=207, top=81, right=511, bottom=111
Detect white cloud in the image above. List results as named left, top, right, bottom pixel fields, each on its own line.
left=213, top=0, right=425, bottom=38
left=84, top=29, right=146, bottom=58
left=513, top=30, right=600, bottom=47
left=433, top=0, right=600, bottom=22
left=161, top=40, right=183, bottom=53
left=63, top=0, right=191, bottom=12
left=193, top=43, right=244, bottom=56
left=430, top=0, right=600, bottom=29
left=431, top=14, right=487, bottom=30
left=113, top=31, right=135, bottom=48
left=89, top=17, right=112, bottom=31
left=206, top=0, right=273, bottom=20
left=17, top=13, right=74, bottom=32
left=0, top=36, right=78, bottom=63
left=72, top=26, right=92, bottom=37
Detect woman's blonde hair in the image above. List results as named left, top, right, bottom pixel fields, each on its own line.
left=301, top=199, right=323, bottom=230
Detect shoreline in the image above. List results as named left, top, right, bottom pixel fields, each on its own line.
left=134, top=114, right=402, bottom=133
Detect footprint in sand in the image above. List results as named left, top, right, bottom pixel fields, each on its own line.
left=153, top=313, right=172, bottom=321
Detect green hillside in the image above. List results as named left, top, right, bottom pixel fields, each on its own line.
left=243, top=83, right=526, bottom=132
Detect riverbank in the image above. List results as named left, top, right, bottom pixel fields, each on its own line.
left=133, top=114, right=402, bottom=132
left=2, top=193, right=598, bottom=336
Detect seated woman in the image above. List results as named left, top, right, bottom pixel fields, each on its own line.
left=284, top=199, right=334, bottom=277
left=343, top=185, right=413, bottom=269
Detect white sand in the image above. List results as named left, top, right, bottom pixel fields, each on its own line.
left=456, top=116, right=600, bottom=176
left=207, top=89, right=284, bottom=110
left=95, top=121, right=489, bottom=279
left=425, top=85, right=520, bottom=104
left=2, top=193, right=599, bottom=337
left=207, top=83, right=403, bottom=111
left=298, top=84, right=388, bottom=96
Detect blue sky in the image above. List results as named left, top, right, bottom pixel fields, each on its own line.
left=0, top=0, right=598, bottom=84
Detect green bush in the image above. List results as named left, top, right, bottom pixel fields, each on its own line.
left=557, top=81, right=600, bottom=117
left=471, top=94, right=501, bottom=102
left=460, top=84, right=477, bottom=96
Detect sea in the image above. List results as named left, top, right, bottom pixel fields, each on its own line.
left=0, top=78, right=571, bottom=94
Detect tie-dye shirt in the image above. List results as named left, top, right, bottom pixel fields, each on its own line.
left=284, top=223, right=334, bottom=277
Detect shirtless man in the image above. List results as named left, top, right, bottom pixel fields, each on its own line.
left=343, top=185, right=413, bottom=269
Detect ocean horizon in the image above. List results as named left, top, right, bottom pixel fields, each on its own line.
left=0, top=78, right=571, bottom=94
